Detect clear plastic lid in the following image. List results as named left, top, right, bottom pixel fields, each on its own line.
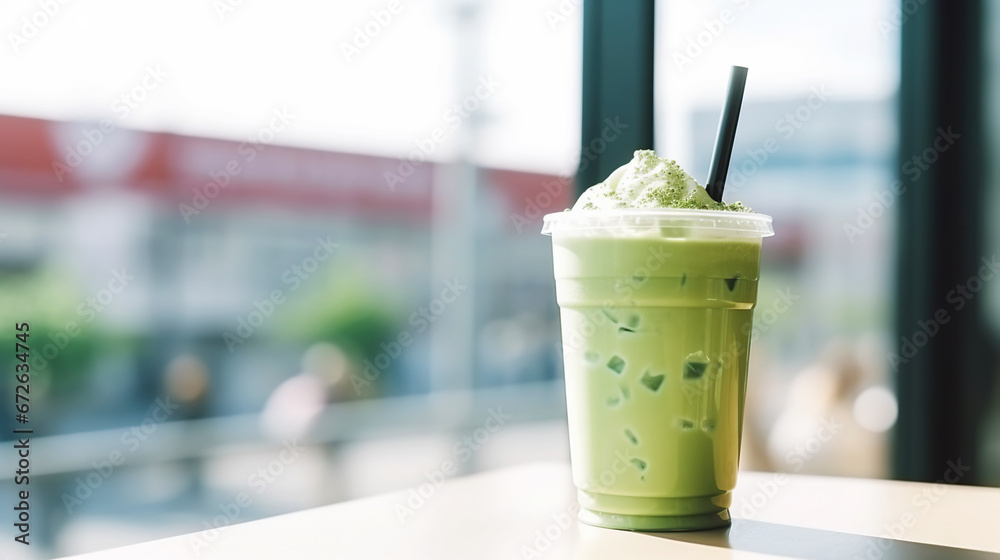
left=541, top=209, right=774, bottom=238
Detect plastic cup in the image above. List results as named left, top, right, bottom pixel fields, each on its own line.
left=542, top=208, right=774, bottom=531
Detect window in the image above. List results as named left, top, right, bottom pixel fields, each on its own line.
left=657, top=0, right=900, bottom=477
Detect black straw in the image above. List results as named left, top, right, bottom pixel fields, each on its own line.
left=705, top=65, right=748, bottom=203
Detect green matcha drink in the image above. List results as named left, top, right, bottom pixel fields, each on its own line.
left=543, top=150, right=773, bottom=531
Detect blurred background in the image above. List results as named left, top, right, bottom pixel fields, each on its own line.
left=0, top=0, right=997, bottom=557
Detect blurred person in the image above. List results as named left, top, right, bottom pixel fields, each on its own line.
left=163, top=354, right=211, bottom=417
left=766, top=339, right=892, bottom=478
left=259, top=342, right=358, bottom=441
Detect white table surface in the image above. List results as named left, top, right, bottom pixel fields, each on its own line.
left=62, top=463, right=1000, bottom=559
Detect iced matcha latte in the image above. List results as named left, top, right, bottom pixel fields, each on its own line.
left=543, top=150, right=773, bottom=531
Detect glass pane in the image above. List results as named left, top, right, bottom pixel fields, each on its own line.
left=657, top=0, right=900, bottom=478
left=0, top=0, right=580, bottom=556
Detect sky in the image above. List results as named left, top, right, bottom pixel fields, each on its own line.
left=657, top=0, right=900, bottom=169
left=0, top=0, right=897, bottom=175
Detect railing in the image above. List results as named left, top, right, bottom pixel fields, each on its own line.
left=0, top=379, right=566, bottom=479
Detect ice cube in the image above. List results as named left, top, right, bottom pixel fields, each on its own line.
left=683, top=351, right=709, bottom=380
left=606, top=355, right=626, bottom=375
left=639, top=370, right=665, bottom=392
left=623, top=429, right=638, bottom=445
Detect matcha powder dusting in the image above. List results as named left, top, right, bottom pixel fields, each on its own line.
left=573, top=150, right=750, bottom=212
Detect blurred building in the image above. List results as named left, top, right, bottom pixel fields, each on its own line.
left=0, top=111, right=570, bottom=415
